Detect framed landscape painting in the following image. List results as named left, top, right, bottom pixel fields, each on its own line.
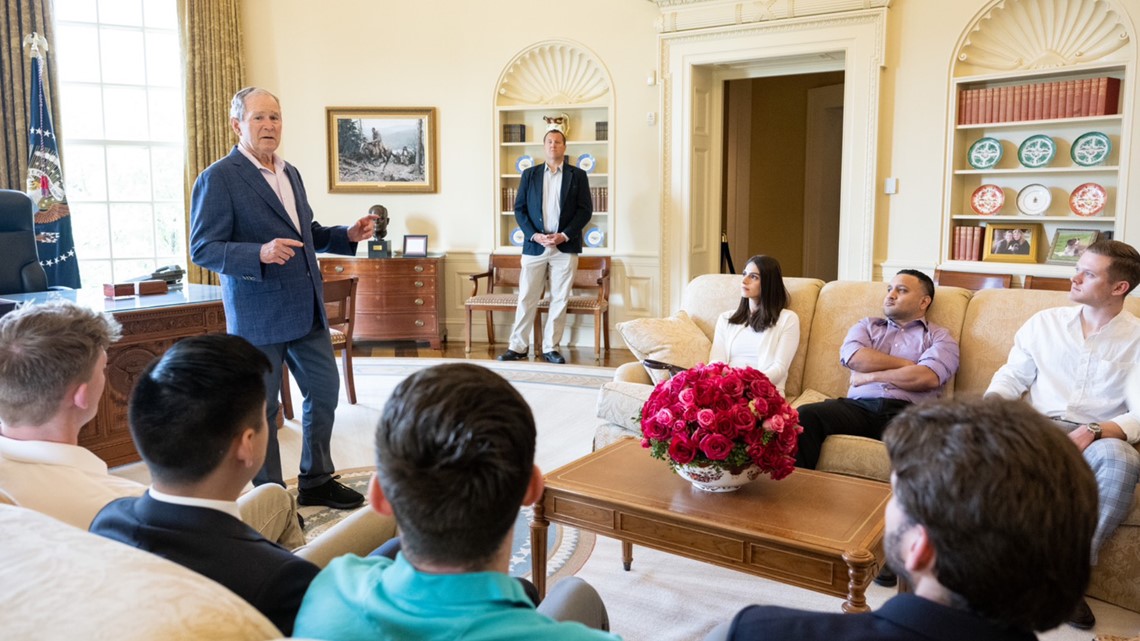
left=327, top=107, right=438, bottom=193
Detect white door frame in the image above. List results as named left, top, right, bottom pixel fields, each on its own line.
left=659, top=10, right=888, bottom=310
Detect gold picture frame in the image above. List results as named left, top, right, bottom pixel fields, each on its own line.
left=982, top=223, right=1042, bottom=264
left=327, top=107, right=438, bottom=193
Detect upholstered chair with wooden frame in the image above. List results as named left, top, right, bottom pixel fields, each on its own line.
left=932, top=268, right=1011, bottom=291
left=465, top=254, right=534, bottom=352
left=1023, top=275, right=1072, bottom=291
left=281, top=275, right=359, bottom=420
left=534, top=255, right=611, bottom=362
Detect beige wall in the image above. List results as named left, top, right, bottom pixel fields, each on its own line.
left=239, top=0, right=1140, bottom=323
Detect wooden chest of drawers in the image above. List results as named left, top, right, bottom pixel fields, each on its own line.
left=319, top=255, right=446, bottom=348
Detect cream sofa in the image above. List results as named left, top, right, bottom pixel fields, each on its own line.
left=595, top=274, right=1140, bottom=612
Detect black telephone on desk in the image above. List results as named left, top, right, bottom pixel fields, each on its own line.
left=140, top=265, right=185, bottom=284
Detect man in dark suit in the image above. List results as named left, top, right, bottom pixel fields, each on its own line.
left=708, top=398, right=1098, bottom=641
left=190, top=87, right=375, bottom=508
left=90, top=335, right=321, bottom=636
left=498, top=127, right=592, bottom=364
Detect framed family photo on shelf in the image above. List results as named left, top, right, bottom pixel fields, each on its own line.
left=982, top=223, right=1042, bottom=264
left=326, top=107, right=438, bottom=193
left=1045, top=229, right=1100, bottom=266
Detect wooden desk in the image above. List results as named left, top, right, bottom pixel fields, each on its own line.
left=2, top=286, right=226, bottom=466
left=531, top=439, right=890, bottom=613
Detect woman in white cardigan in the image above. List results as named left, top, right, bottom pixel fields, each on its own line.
left=708, top=255, right=800, bottom=396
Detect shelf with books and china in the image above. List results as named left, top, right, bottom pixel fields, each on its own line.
left=942, top=62, right=1128, bottom=270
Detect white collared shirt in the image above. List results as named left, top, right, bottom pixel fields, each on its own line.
left=236, top=144, right=301, bottom=233
left=147, top=486, right=243, bottom=521
left=542, top=162, right=563, bottom=234
left=986, top=306, right=1140, bottom=442
left=0, top=436, right=144, bottom=528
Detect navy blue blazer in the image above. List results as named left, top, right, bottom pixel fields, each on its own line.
left=513, top=162, right=593, bottom=256
left=189, top=147, right=358, bottom=345
left=90, top=494, right=319, bottom=636
left=727, top=594, right=1035, bottom=641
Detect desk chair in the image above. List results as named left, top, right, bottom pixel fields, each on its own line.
left=0, top=190, right=49, bottom=295
left=281, top=276, right=359, bottom=420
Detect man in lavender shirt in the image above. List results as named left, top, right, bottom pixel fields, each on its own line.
left=793, top=270, right=960, bottom=470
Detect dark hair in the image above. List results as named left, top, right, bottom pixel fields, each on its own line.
left=375, top=363, right=536, bottom=569
left=1085, top=239, right=1140, bottom=295
left=727, top=255, right=789, bottom=332
left=895, top=268, right=935, bottom=302
left=129, top=334, right=270, bottom=485
left=884, top=398, right=1097, bottom=631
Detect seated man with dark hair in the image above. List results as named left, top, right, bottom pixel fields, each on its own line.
left=90, top=334, right=320, bottom=635
left=294, top=363, right=619, bottom=640
left=709, top=397, right=1098, bottom=640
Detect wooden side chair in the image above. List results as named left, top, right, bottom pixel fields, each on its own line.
left=282, top=275, right=359, bottom=420
left=933, top=268, right=1011, bottom=291
left=464, top=254, right=544, bottom=352
left=1023, top=275, right=1072, bottom=291
left=534, top=255, right=611, bottom=362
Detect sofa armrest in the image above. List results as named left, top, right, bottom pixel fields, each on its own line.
left=614, top=361, right=652, bottom=385
left=816, top=435, right=890, bottom=482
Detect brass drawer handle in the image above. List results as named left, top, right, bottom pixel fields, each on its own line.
left=334, top=266, right=344, bottom=273
left=414, top=320, right=425, bottom=327
left=414, top=265, right=424, bottom=273
left=414, top=280, right=424, bottom=287
left=414, top=298, right=424, bottom=306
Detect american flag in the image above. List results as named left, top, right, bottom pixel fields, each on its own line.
left=24, top=33, right=81, bottom=288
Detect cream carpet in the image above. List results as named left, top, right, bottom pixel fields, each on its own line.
left=116, top=356, right=1140, bottom=640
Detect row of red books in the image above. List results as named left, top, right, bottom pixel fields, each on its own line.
left=500, top=186, right=609, bottom=212
left=957, top=77, right=1120, bottom=125
left=952, top=226, right=985, bottom=261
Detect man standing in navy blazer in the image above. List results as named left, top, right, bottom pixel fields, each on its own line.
left=190, top=87, right=374, bottom=508
left=498, top=127, right=592, bottom=364
left=90, top=335, right=321, bottom=635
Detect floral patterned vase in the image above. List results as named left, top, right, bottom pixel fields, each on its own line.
left=674, top=462, right=762, bottom=492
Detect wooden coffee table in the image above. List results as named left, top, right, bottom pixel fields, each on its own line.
left=530, top=438, right=891, bottom=612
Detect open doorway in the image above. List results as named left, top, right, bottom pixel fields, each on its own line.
left=722, top=72, right=844, bottom=279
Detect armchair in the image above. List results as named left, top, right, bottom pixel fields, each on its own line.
left=0, top=190, right=49, bottom=295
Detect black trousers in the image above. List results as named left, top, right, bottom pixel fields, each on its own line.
left=794, top=397, right=912, bottom=469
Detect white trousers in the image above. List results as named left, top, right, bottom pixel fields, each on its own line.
left=508, top=250, right=577, bottom=353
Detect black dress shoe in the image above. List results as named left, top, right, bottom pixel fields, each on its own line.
left=497, top=349, right=528, bottom=361
left=1067, top=596, right=1095, bottom=630
left=543, top=351, right=566, bottom=364
left=872, top=567, right=897, bottom=588
left=298, top=478, right=365, bottom=509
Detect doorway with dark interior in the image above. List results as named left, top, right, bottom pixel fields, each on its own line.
left=722, top=72, right=844, bottom=280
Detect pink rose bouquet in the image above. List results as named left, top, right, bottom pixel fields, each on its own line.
left=640, top=362, right=801, bottom=480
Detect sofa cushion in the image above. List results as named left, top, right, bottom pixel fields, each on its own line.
left=617, top=310, right=712, bottom=383
left=596, top=381, right=654, bottom=429
left=0, top=504, right=281, bottom=640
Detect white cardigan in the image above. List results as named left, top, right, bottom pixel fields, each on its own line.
left=708, top=308, right=800, bottom=396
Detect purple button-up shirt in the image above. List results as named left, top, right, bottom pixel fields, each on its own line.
left=839, top=316, right=960, bottom=403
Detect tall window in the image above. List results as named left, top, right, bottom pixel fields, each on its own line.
left=53, top=0, right=185, bottom=285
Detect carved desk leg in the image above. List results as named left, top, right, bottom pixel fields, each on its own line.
left=621, top=541, right=633, bottom=571
left=530, top=494, right=549, bottom=600
left=842, top=548, right=875, bottom=613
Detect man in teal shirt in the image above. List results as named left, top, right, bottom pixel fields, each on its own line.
left=294, top=363, right=618, bottom=640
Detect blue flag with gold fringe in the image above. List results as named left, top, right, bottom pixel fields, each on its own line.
left=25, top=34, right=81, bottom=288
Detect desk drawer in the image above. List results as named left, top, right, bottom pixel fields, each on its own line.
left=356, top=312, right=439, bottom=339
left=321, top=259, right=438, bottom=278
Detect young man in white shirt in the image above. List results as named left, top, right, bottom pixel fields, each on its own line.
left=986, top=239, right=1140, bottom=630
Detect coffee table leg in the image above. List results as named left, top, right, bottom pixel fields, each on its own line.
left=531, top=495, right=549, bottom=600
left=841, top=548, right=875, bottom=613
left=621, top=541, right=633, bottom=571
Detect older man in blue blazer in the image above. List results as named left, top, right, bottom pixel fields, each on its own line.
left=498, top=127, right=592, bottom=364
left=189, top=87, right=375, bottom=509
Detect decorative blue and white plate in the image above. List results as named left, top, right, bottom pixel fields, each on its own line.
left=967, top=137, right=1002, bottom=169
left=1017, top=134, right=1056, bottom=168
left=584, top=226, right=605, bottom=248
left=1071, top=131, right=1111, bottom=167
left=577, top=153, right=595, bottom=173
left=510, top=227, right=525, bottom=246
left=515, top=155, right=534, bottom=172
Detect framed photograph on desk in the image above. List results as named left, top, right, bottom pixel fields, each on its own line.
left=403, top=235, right=428, bottom=257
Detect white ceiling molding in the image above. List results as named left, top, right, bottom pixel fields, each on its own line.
left=649, top=0, right=891, bottom=33
left=957, top=0, right=1131, bottom=73
left=495, top=41, right=611, bottom=106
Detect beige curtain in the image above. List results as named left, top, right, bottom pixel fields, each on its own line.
left=0, top=0, right=59, bottom=191
left=178, top=0, right=244, bottom=286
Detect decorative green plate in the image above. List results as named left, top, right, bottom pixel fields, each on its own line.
left=1071, top=132, right=1111, bottom=167
left=967, top=137, right=1003, bottom=169
left=1017, top=134, right=1055, bottom=168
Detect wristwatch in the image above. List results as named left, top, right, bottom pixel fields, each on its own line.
left=1085, top=423, right=1102, bottom=440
